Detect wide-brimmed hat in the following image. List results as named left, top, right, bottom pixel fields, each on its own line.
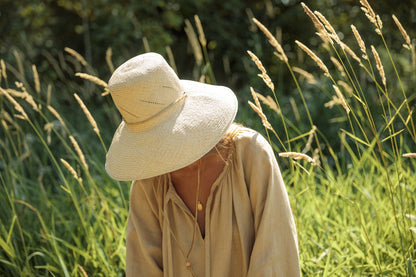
left=105, top=52, right=238, bottom=181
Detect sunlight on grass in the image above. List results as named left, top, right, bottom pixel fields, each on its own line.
left=0, top=2, right=415, bottom=276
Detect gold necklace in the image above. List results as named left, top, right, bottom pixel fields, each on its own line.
left=185, top=159, right=202, bottom=275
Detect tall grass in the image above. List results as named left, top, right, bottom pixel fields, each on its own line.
left=0, top=3, right=415, bottom=277
left=248, top=1, right=415, bottom=276
left=0, top=47, right=128, bottom=276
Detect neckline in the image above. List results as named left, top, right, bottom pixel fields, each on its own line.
left=166, top=141, right=235, bottom=237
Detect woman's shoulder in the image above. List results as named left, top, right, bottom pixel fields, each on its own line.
left=233, top=126, right=272, bottom=153
left=131, top=175, right=168, bottom=199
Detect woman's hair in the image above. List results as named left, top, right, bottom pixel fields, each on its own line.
left=206, top=123, right=242, bottom=162
left=220, top=123, right=243, bottom=147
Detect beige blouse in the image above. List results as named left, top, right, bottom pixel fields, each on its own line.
left=126, top=128, right=300, bottom=276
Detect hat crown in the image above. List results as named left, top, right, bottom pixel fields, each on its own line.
left=108, top=52, right=183, bottom=124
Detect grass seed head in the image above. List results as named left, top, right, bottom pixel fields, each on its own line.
left=295, top=40, right=330, bottom=76
left=32, top=64, right=40, bottom=94
left=252, top=18, right=288, bottom=62
left=314, top=11, right=341, bottom=45
left=333, top=85, right=350, bottom=114
left=392, top=15, right=412, bottom=47
left=330, top=57, right=345, bottom=76
left=0, top=59, right=6, bottom=80
left=64, top=47, right=88, bottom=66
left=301, top=3, right=332, bottom=44
left=194, top=15, right=207, bottom=47
left=250, top=87, right=262, bottom=111
left=73, top=93, right=100, bottom=135
left=279, top=151, right=316, bottom=164
left=60, top=158, right=83, bottom=183
left=47, top=105, right=67, bottom=129
left=75, top=73, right=108, bottom=88
left=303, top=125, right=317, bottom=153
left=247, top=50, right=275, bottom=91
left=106, top=47, right=114, bottom=73
left=255, top=93, right=280, bottom=114
left=360, top=0, right=382, bottom=33
left=341, top=42, right=362, bottom=64
left=248, top=100, right=273, bottom=130
left=0, top=87, right=29, bottom=120
left=351, top=25, right=367, bottom=59
left=337, top=80, right=354, bottom=96
left=69, top=135, right=88, bottom=170
left=184, top=19, right=203, bottom=66
left=371, top=45, right=386, bottom=87
left=15, top=82, right=39, bottom=111
left=292, top=67, right=317, bottom=85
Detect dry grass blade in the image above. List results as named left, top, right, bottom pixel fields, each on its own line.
left=295, top=40, right=330, bottom=76
left=371, top=45, right=386, bottom=87
left=252, top=18, right=288, bottom=62
left=64, top=47, right=88, bottom=66
left=402, top=153, right=416, bottom=158
left=73, top=93, right=100, bottom=135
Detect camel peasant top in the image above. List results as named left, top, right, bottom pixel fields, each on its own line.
left=126, top=128, right=300, bottom=276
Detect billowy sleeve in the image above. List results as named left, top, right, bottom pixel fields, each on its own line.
left=243, top=132, right=300, bottom=276
left=126, top=180, right=163, bottom=277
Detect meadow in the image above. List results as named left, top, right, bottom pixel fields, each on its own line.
left=0, top=1, right=415, bottom=276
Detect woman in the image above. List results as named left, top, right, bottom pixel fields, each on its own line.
left=105, top=52, right=300, bottom=276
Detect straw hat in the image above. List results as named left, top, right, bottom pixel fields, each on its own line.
left=105, top=52, right=238, bottom=181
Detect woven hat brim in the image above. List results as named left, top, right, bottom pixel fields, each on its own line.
left=105, top=80, right=238, bottom=181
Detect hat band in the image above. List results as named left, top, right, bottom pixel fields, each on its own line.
left=123, top=92, right=187, bottom=132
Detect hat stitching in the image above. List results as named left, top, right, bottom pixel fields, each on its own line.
left=125, top=92, right=187, bottom=125
left=139, top=100, right=165, bottom=105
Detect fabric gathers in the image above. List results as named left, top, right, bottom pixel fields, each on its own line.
left=126, top=128, right=300, bottom=277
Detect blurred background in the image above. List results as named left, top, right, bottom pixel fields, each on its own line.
left=1, top=0, right=414, bottom=113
